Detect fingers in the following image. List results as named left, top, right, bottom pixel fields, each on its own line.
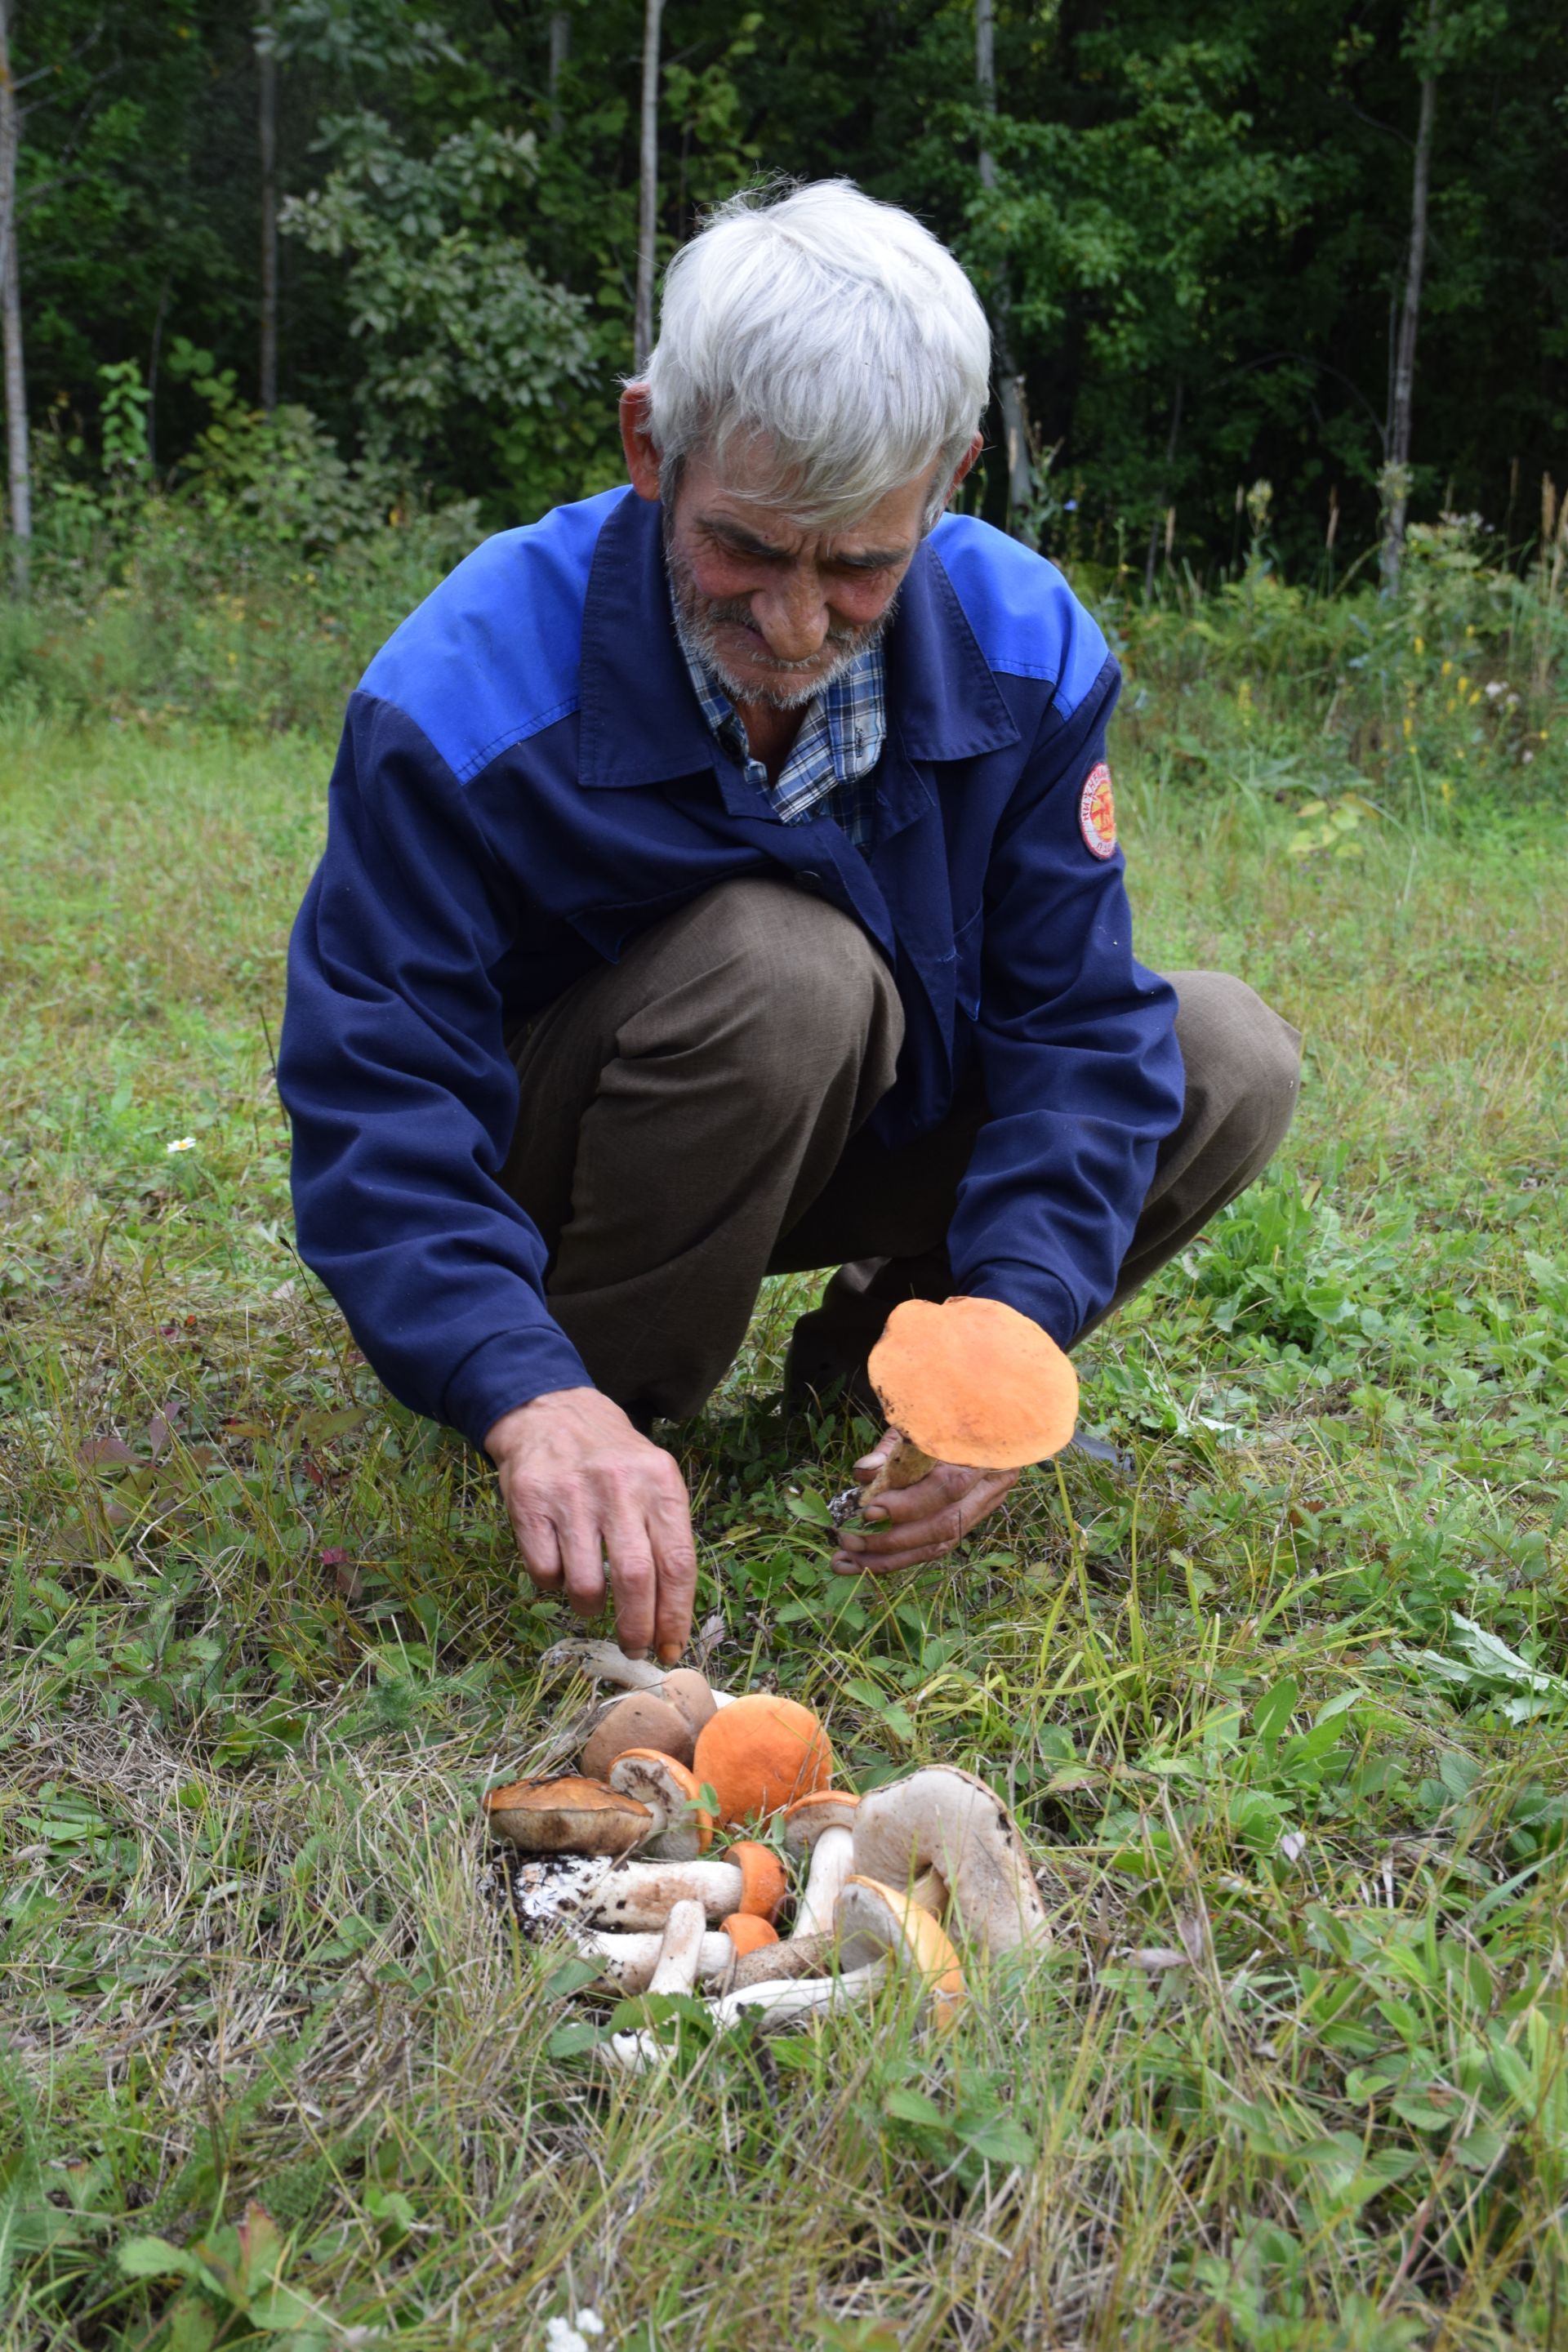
left=649, top=1484, right=699, bottom=1666
left=831, top=1462, right=1018, bottom=1575
left=499, top=1423, right=696, bottom=1661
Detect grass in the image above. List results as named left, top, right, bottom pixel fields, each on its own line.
left=2, top=576, right=1566, bottom=2350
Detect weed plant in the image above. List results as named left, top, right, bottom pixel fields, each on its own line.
left=1, top=517, right=1566, bottom=2347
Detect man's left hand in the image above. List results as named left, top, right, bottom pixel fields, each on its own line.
left=830, top=1428, right=1018, bottom=1575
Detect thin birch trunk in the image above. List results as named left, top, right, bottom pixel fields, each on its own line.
left=975, top=0, right=1032, bottom=530
left=1380, top=0, right=1439, bottom=595
left=633, top=0, right=662, bottom=372
left=1144, top=377, right=1183, bottom=597
left=0, top=0, right=30, bottom=593
left=258, top=0, right=278, bottom=411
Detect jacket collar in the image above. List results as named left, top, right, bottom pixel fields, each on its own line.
left=575, top=485, right=1021, bottom=791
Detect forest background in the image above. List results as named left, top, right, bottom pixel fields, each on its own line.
left=3, top=0, right=1566, bottom=586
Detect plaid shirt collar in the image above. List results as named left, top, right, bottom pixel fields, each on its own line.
left=674, top=602, right=886, bottom=850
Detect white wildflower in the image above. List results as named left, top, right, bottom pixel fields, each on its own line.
left=166, top=1136, right=198, bottom=1154
left=544, top=2316, right=606, bottom=2352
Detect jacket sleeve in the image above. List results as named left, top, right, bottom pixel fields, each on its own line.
left=947, top=657, right=1185, bottom=1347
left=278, top=692, right=595, bottom=1444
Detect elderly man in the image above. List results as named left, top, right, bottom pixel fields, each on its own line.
left=280, top=181, right=1299, bottom=1664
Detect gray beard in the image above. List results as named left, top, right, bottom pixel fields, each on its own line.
left=663, top=518, right=896, bottom=713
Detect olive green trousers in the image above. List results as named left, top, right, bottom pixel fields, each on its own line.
left=504, top=878, right=1302, bottom=1423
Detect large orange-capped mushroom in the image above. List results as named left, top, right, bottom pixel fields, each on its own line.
left=865, top=1294, right=1079, bottom=1496
left=693, top=1694, right=834, bottom=1826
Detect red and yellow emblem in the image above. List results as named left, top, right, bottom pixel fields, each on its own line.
left=1078, top=761, right=1117, bottom=859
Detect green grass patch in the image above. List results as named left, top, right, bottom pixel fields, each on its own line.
left=2, top=639, right=1566, bottom=2345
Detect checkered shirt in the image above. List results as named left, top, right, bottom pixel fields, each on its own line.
left=676, top=625, right=885, bottom=852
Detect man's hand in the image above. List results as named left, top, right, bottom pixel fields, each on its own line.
left=484, top=1389, right=697, bottom=1661
left=830, top=1427, right=1018, bottom=1576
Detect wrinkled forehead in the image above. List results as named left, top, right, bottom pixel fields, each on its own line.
left=670, top=430, right=941, bottom=555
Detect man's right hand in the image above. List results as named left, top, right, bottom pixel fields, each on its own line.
left=483, top=1388, right=697, bottom=1662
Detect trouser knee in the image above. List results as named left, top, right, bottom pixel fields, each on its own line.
left=669, top=879, right=902, bottom=1095
left=1170, top=969, right=1302, bottom=1175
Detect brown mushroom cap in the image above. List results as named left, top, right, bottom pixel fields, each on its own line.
left=867, top=1294, right=1078, bottom=1469
left=692, top=1694, right=835, bottom=1826
left=658, top=1668, right=719, bottom=1740
left=581, top=1690, right=695, bottom=1780
left=483, top=1775, right=652, bottom=1855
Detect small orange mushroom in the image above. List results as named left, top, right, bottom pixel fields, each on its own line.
left=728, top=1839, right=788, bottom=1922
left=864, top=1294, right=1079, bottom=1496
left=693, top=1694, right=834, bottom=1826
left=721, top=1912, right=779, bottom=1958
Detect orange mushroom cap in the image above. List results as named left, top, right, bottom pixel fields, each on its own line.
left=721, top=1913, right=780, bottom=1956
left=867, top=1295, right=1078, bottom=1469
left=728, top=1840, right=788, bottom=1922
left=693, top=1693, right=834, bottom=1827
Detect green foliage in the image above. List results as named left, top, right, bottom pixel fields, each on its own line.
left=8, top=0, right=1565, bottom=555
left=279, top=114, right=595, bottom=483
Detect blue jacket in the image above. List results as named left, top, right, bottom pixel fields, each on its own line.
left=280, top=486, right=1183, bottom=1446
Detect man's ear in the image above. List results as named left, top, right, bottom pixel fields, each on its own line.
left=947, top=431, right=985, bottom=501
left=620, top=386, right=663, bottom=502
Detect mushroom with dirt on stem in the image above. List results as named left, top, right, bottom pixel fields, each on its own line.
left=577, top=1838, right=786, bottom=1931
left=860, top=1294, right=1079, bottom=1501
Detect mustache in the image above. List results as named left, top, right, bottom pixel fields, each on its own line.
left=694, top=595, right=863, bottom=666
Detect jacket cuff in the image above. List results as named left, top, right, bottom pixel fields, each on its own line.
left=442, top=1326, right=597, bottom=1450
left=962, top=1263, right=1081, bottom=1352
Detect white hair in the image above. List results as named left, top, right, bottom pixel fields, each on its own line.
left=636, top=179, right=991, bottom=528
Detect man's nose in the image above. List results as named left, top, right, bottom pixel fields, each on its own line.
left=751, top=571, right=830, bottom=661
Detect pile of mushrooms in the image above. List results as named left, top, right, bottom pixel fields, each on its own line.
left=484, top=1643, right=1051, bottom=2073
left=483, top=1297, right=1074, bottom=2072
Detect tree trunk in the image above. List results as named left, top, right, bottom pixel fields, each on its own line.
left=1380, top=0, right=1439, bottom=595
left=0, top=0, right=30, bottom=594
left=633, top=0, right=663, bottom=372
left=975, top=0, right=1032, bottom=530
left=258, top=0, right=278, bottom=411
left=1143, top=377, right=1183, bottom=597
left=548, top=8, right=570, bottom=139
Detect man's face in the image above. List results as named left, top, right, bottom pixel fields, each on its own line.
left=660, top=442, right=939, bottom=711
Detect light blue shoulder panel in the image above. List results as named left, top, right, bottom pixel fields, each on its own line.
left=358, top=486, right=627, bottom=784
left=929, top=513, right=1109, bottom=721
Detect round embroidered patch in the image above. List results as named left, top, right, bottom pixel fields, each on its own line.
left=1079, top=761, right=1117, bottom=859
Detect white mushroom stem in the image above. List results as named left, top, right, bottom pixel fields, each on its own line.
left=583, top=1858, right=743, bottom=1930
left=604, top=1900, right=707, bottom=2073
left=709, top=1960, right=889, bottom=2034
left=543, top=1637, right=734, bottom=1705
left=793, top=1824, right=855, bottom=1939
left=577, top=1927, right=737, bottom=1995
